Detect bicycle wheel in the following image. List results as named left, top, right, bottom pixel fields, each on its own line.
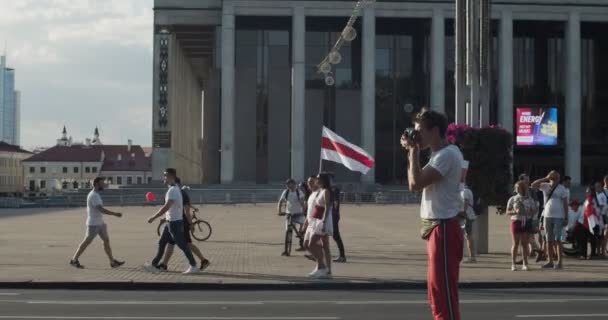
left=284, top=228, right=293, bottom=256
left=156, top=221, right=167, bottom=237
left=191, top=220, right=212, bottom=242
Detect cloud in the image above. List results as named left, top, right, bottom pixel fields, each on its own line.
left=0, top=0, right=154, bottom=149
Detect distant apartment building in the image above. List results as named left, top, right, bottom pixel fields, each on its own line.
left=0, top=141, right=31, bottom=195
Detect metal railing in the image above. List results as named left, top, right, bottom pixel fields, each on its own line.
left=1, top=189, right=421, bottom=208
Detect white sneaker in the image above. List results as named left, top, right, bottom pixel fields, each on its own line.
left=522, top=265, right=529, bottom=271
left=309, top=268, right=329, bottom=279
left=511, top=265, right=517, bottom=271
left=143, top=262, right=160, bottom=273
left=463, top=257, right=477, bottom=263
left=183, top=266, right=200, bottom=274
left=308, top=267, right=319, bottom=276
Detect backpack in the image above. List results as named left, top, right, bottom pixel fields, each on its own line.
left=284, top=188, right=301, bottom=202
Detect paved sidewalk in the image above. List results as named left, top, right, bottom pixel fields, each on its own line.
left=0, top=204, right=606, bottom=287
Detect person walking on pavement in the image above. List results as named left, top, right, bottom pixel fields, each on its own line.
left=401, top=109, right=464, bottom=320
left=303, top=174, right=333, bottom=279
left=531, top=170, right=569, bottom=269
left=144, top=168, right=199, bottom=274
left=327, top=172, right=347, bottom=263
left=157, top=177, right=210, bottom=272
left=70, top=177, right=125, bottom=269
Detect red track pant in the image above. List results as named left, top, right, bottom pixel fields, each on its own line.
left=427, top=219, right=463, bottom=320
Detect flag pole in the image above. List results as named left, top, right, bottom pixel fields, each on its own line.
left=319, top=147, right=324, bottom=174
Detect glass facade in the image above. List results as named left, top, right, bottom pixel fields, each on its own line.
left=305, top=17, right=363, bottom=181
left=512, top=21, right=566, bottom=179
left=1, top=66, right=18, bottom=146
left=581, top=22, right=608, bottom=184
left=375, top=18, right=430, bottom=184
left=235, top=17, right=291, bottom=183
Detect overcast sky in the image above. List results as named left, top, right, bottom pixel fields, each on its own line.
left=0, top=0, right=154, bottom=149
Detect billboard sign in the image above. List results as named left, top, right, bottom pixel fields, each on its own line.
left=515, top=107, right=558, bottom=146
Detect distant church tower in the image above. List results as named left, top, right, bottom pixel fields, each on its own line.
left=91, top=127, right=102, bottom=145
left=56, top=126, right=70, bottom=146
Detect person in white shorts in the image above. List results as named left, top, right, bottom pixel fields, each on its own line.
left=303, top=173, right=333, bottom=279
left=70, top=177, right=125, bottom=269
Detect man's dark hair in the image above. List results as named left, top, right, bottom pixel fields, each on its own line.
left=93, top=177, right=104, bottom=186
left=414, top=109, right=449, bottom=138
left=562, top=176, right=571, bottom=182
left=518, top=173, right=528, bottom=181
left=175, top=177, right=181, bottom=185
left=165, top=168, right=177, bottom=177
left=317, top=173, right=332, bottom=190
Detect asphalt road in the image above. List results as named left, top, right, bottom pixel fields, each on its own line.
left=1, top=288, right=607, bottom=319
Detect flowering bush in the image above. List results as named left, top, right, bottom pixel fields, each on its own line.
left=447, top=123, right=513, bottom=207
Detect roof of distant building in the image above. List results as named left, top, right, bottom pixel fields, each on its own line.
left=0, top=142, right=32, bottom=154
left=23, top=145, right=102, bottom=162
left=99, top=145, right=151, bottom=172
left=23, top=144, right=151, bottom=172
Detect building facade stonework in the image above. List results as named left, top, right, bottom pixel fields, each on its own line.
left=152, top=0, right=608, bottom=185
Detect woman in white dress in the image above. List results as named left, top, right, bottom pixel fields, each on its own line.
left=303, top=173, right=333, bottom=278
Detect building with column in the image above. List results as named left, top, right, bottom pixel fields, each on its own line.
left=152, top=0, right=608, bottom=186
left=0, top=55, right=20, bottom=146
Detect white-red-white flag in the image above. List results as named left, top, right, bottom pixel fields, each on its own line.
left=320, top=126, right=375, bottom=174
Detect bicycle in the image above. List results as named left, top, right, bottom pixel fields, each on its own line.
left=278, top=212, right=305, bottom=257
left=157, top=207, right=212, bottom=242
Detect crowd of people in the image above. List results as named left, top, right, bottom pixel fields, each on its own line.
left=276, top=172, right=347, bottom=279
left=504, top=171, right=608, bottom=271
left=67, top=109, right=464, bottom=319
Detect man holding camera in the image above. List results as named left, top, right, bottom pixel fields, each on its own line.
left=401, top=109, right=464, bottom=320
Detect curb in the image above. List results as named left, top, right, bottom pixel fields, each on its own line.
left=1, top=281, right=607, bottom=291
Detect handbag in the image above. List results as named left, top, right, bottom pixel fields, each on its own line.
left=311, top=191, right=326, bottom=220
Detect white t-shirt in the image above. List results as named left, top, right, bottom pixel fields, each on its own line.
left=595, top=192, right=607, bottom=216
left=506, top=194, right=538, bottom=221
left=420, top=145, right=464, bottom=220
left=165, top=185, right=184, bottom=222
left=86, top=190, right=104, bottom=226
left=306, top=191, right=319, bottom=220
left=461, top=186, right=476, bottom=220
left=539, top=183, right=568, bottom=219
left=279, top=188, right=304, bottom=214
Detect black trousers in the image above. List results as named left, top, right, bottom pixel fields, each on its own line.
left=332, top=213, right=346, bottom=258
left=574, top=224, right=597, bottom=258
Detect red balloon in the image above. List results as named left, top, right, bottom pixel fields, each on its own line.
left=145, top=192, right=156, bottom=202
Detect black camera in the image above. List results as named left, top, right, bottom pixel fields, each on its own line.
left=403, top=127, right=420, bottom=143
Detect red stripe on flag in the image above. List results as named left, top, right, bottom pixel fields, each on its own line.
left=321, top=137, right=374, bottom=168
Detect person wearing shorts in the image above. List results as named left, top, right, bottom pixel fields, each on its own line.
left=70, top=177, right=125, bottom=269
left=506, top=181, right=538, bottom=271
left=532, top=170, right=569, bottom=269
left=278, top=178, right=306, bottom=255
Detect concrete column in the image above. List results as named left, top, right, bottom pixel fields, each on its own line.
left=220, top=5, right=236, bottom=184
left=565, top=12, right=581, bottom=184
left=291, top=7, right=306, bottom=182
left=498, top=10, right=514, bottom=133
left=361, top=5, right=376, bottom=184
left=430, top=8, right=445, bottom=113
